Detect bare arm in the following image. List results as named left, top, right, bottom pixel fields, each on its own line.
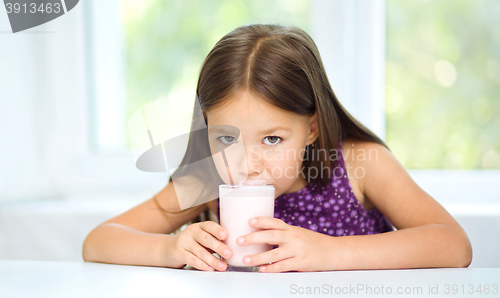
left=82, top=181, right=207, bottom=267
left=326, top=141, right=472, bottom=270
left=82, top=223, right=175, bottom=267
left=329, top=223, right=471, bottom=270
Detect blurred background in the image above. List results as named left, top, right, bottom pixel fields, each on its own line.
left=0, top=0, right=499, bottom=267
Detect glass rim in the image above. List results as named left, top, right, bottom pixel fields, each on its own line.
left=219, top=183, right=275, bottom=189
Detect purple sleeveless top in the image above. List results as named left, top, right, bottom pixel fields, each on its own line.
left=216, top=139, right=394, bottom=236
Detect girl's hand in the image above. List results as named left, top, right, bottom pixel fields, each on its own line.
left=164, top=221, right=233, bottom=271
left=236, top=216, right=334, bottom=273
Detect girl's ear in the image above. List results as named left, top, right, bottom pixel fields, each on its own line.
left=306, top=112, right=319, bottom=145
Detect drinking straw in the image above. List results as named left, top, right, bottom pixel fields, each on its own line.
left=221, top=150, right=235, bottom=185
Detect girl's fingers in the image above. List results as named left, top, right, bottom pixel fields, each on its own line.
left=198, top=222, right=233, bottom=259
left=242, top=247, right=293, bottom=267
left=184, top=251, right=215, bottom=271
left=200, top=221, right=228, bottom=241
left=186, top=240, right=227, bottom=271
left=249, top=217, right=289, bottom=230
left=259, top=257, right=295, bottom=273
left=237, top=229, right=283, bottom=247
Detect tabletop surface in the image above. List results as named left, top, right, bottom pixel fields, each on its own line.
left=0, top=260, right=498, bottom=298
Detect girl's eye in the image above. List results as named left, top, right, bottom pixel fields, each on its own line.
left=218, top=136, right=236, bottom=145
left=263, top=136, right=282, bottom=146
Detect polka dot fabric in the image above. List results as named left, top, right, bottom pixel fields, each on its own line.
left=272, top=139, right=395, bottom=236
left=216, top=139, right=395, bottom=237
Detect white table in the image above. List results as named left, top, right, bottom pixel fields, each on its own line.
left=0, top=260, right=498, bottom=298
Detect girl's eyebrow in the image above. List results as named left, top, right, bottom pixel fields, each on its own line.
left=209, top=127, right=239, bottom=135
left=209, top=125, right=291, bottom=135
left=258, top=126, right=292, bottom=135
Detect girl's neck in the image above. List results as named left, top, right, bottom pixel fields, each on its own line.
left=283, top=176, right=309, bottom=194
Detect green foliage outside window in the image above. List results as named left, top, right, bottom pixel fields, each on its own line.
left=386, top=0, right=500, bottom=169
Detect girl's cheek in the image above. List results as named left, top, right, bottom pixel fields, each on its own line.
left=271, top=160, right=298, bottom=182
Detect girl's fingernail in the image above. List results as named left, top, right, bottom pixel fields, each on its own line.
left=218, top=262, right=225, bottom=270
left=260, top=266, right=266, bottom=272
left=244, top=257, right=251, bottom=264
left=219, top=230, right=226, bottom=238
left=250, top=218, right=257, bottom=225
left=237, top=237, right=244, bottom=244
left=224, top=249, right=231, bottom=257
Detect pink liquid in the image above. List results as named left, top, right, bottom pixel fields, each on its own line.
left=219, top=184, right=275, bottom=266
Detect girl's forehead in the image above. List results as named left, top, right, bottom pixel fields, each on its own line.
left=206, top=92, right=305, bottom=127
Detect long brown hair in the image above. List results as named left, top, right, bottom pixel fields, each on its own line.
left=157, top=23, right=390, bottom=215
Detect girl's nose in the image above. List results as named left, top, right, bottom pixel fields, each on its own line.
left=241, top=145, right=264, bottom=176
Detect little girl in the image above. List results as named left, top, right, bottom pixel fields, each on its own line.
left=82, top=24, right=472, bottom=273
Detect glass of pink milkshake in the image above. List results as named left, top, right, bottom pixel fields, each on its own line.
left=219, top=180, right=275, bottom=271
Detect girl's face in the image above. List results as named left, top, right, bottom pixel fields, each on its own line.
left=206, top=90, right=318, bottom=198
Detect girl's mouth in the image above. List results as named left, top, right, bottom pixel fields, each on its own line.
left=241, top=179, right=269, bottom=186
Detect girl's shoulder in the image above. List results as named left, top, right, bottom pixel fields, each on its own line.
left=340, top=137, right=389, bottom=166
left=341, top=138, right=464, bottom=236
left=339, top=137, right=390, bottom=210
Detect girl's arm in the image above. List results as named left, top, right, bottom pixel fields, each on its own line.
left=327, top=140, right=472, bottom=270
left=82, top=181, right=207, bottom=267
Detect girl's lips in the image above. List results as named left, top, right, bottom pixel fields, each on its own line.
left=241, top=179, right=268, bottom=186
